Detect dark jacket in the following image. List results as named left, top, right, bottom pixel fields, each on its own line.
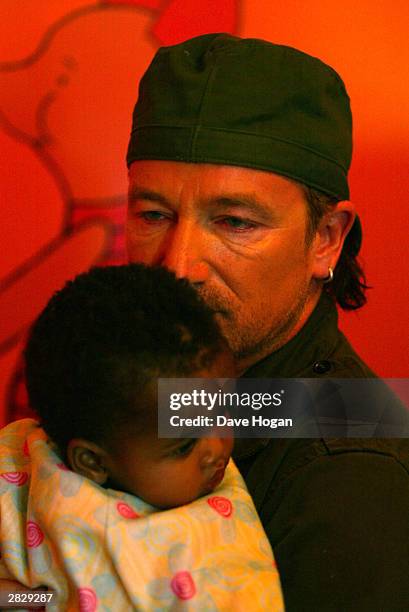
left=233, top=294, right=409, bottom=611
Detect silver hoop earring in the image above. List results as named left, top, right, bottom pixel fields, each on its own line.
left=323, top=266, right=334, bottom=284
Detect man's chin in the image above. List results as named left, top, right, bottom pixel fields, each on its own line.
left=213, top=312, right=235, bottom=342
left=213, top=318, right=249, bottom=359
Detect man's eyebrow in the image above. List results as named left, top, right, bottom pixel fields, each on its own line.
left=128, top=187, right=169, bottom=205
left=211, top=195, right=277, bottom=223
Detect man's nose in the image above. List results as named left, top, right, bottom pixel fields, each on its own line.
left=161, top=220, right=209, bottom=283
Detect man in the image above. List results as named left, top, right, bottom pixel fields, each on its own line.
left=125, top=34, right=409, bottom=610
left=2, top=34, right=408, bottom=610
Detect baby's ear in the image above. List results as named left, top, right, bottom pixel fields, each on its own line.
left=67, top=439, right=109, bottom=485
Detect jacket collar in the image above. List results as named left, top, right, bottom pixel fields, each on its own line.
left=233, top=292, right=338, bottom=461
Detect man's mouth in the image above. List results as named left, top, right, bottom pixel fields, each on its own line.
left=195, top=290, right=231, bottom=319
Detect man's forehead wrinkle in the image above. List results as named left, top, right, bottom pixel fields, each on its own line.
left=128, top=186, right=170, bottom=206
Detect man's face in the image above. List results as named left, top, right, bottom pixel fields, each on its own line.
left=127, top=161, right=320, bottom=370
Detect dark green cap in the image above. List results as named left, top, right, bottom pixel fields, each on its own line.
left=127, top=33, right=353, bottom=200
left=127, top=33, right=361, bottom=249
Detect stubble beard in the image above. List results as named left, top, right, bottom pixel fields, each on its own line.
left=198, top=281, right=314, bottom=372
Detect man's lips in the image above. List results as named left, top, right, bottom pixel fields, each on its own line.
left=195, top=290, right=231, bottom=318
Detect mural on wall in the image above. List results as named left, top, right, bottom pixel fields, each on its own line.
left=0, top=0, right=239, bottom=425
left=1, top=1, right=408, bottom=424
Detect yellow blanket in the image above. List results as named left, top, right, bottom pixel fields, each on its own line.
left=0, top=419, right=284, bottom=611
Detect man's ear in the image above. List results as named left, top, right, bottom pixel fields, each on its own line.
left=66, top=439, right=109, bottom=485
left=311, top=200, right=356, bottom=280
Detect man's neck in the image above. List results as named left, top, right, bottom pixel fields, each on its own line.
left=235, top=288, right=322, bottom=376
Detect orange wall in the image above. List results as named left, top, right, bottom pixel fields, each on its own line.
left=1, top=0, right=408, bottom=424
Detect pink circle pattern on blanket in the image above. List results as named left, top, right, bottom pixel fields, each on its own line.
left=116, top=501, right=141, bottom=519
left=1, top=471, right=28, bottom=486
left=207, top=495, right=233, bottom=517
left=170, top=571, right=197, bottom=600
left=78, top=587, right=97, bottom=612
left=26, top=521, right=44, bottom=547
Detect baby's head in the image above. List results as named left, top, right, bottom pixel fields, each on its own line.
left=25, top=264, right=235, bottom=508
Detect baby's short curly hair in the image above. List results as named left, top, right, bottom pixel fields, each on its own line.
left=25, top=264, right=226, bottom=454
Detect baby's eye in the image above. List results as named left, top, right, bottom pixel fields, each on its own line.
left=170, top=439, right=197, bottom=458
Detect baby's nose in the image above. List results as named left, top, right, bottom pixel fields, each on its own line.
left=200, top=438, right=228, bottom=469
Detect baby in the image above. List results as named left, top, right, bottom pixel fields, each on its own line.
left=0, top=264, right=283, bottom=611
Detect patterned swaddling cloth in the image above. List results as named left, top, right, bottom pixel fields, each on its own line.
left=0, top=419, right=284, bottom=611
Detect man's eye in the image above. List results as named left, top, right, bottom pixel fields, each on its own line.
left=170, top=439, right=197, bottom=458
left=215, top=216, right=257, bottom=231
left=139, top=211, right=168, bottom=223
